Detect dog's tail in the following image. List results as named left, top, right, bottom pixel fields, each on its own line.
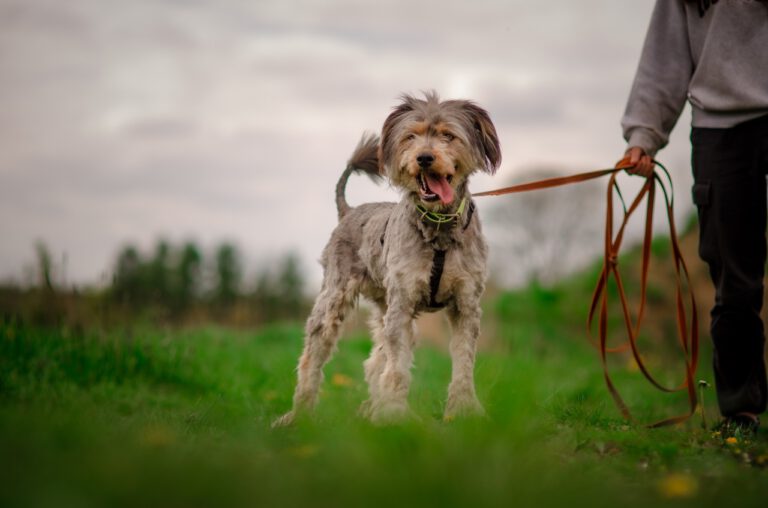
left=335, top=132, right=382, bottom=220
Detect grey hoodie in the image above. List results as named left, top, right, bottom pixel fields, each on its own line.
left=622, top=0, right=768, bottom=156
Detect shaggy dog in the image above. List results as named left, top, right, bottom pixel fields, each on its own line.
left=273, top=92, right=500, bottom=426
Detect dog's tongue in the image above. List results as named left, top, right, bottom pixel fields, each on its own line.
left=425, top=174, right=454, bottom=205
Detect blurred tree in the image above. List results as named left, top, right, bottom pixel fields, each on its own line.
left=29, top=241, right=63, bottom=325
left=253, top=270, right=277, bottom=318
left=112, top=245, right=143, bottom=305
left=173, top=241, right=202, bottom=311
left=252, top=252, right=308, bottom=322
left=214, top=243, right=242, bottom=306
left=276, top=252, right=305, bottom=317
left=486, top=168, right=603, bottom=287
left=35, top=241, right=54, bottom=291
left=112, top=241, right=204, bottom=313
left=149, top=239, right=171, bottom=302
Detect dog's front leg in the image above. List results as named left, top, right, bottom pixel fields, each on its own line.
left=445, top=289, right=485, bottom=420
left=369, top=298, right=416, bottom=424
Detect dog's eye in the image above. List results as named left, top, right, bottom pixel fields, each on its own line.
left=403, top=134, right=416, bottom=143
left=443, top=133, right=455, bottom=142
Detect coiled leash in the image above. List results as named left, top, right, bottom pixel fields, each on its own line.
left=474, top=157, right=699, bottom=428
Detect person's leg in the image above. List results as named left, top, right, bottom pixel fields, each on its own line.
left=691, top=115, right=768, bottom=420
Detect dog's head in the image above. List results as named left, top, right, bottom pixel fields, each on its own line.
left=379, top=91, right=500, bottom=209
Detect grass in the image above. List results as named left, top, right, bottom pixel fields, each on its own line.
left=1, top=285, right=767, bottom=508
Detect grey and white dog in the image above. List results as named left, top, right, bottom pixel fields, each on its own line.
left=273, top=92, right=501, bottom=426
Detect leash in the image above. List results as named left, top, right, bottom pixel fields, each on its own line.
left=474, top=157, right=699, bottom=428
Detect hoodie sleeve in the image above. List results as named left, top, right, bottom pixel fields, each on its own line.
left=621, top=0, right=693, bottom=157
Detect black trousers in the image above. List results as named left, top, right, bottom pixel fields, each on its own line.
left=691, top=114, right=768, bottom=417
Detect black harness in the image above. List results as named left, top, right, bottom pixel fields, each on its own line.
left=427, top=248, right=448, bottom=308
left=381, top=201, right=475, bottom=310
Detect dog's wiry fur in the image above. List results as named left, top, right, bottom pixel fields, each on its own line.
left=273, top=92, right=501, bottom=426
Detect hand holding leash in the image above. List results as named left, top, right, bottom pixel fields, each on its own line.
left=622, top=147, right=655, bottom=178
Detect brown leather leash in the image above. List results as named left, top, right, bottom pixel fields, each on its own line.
left=474, top=157, right=699, bottom=428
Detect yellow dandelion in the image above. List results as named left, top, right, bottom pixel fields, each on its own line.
left=262, top=390, right=279, bottom=401
left=625, top=357, right=640, bottom=372
left=657, top=472, right=698, bottom=499
left=140, top=425, right=176, bottom=448
left=725, top=436, right=738, bottom=445
left=289, top=444, right=319, bottom=459
left=331, top=373, right=355, bottom=387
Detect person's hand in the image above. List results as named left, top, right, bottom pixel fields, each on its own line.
left=620, top=147, right=654, bottom=178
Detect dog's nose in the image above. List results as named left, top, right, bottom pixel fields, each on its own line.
left=417, top=153, right=435, bottom=168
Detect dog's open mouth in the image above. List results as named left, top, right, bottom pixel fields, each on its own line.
left=418, top=172, right=454, bottom=205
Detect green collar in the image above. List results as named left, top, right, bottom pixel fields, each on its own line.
left=415, top=197, right=467, bottom=226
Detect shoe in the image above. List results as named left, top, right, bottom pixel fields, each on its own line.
left=715, top=412, right=760, bottom=439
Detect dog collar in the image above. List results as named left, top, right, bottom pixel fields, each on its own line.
left=416, top=197, right=467, bottom=226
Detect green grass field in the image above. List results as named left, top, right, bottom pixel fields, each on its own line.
left=2, top=279, right=767, bottom=507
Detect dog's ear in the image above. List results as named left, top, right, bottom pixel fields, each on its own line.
left=379, top=97, right=415, bottom=176
left=463, top=102, right=501, bottom=174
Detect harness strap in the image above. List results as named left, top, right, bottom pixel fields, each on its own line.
left=380, top=217, right=389, bottom=246
left=428, top=200, right=474, bottom=308
left=428, top=249, right=447, bottom=309
left=463, top=201, right=475, bottom=231
left=474, top=158, right=699, bottom=428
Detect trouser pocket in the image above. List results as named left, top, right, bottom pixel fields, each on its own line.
left=691, top=182, right=710, bottom=207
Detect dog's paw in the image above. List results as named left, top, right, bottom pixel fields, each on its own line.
left=368, top=399, right=417, bottom=425
left=357, top=399, right=373, bottom=419
left=443, top=396, right=486, bottom=422
left=271, top=411, right=297, bottom=428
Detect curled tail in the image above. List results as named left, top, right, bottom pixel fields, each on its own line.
left=335, top=132, right=382, bottom=220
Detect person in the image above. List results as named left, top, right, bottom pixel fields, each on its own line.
left=620, top=0, right=768, bottom=434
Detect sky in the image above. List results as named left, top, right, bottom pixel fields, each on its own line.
left=0, top=0, right=697, bottom=290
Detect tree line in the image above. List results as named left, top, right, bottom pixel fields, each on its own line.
left=111, top=239, right=309, bottom=322
left=1, top=240, right=310, bottom=327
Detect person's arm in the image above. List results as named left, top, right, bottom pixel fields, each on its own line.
left=621, top=0, right=693, bottom=176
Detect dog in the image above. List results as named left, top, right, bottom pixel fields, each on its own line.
left=273, top=91, right=500, bottom=426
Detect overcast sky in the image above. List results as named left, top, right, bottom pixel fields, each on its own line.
left=0, top=0, right=696, bottom=290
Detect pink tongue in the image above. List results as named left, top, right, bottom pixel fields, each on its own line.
left=425, top=174, right=454, bottom=205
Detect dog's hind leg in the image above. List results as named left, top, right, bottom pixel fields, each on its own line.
left=444, top=294, right=485, bottom=420
left=272, top=277, right=360, bottom=427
